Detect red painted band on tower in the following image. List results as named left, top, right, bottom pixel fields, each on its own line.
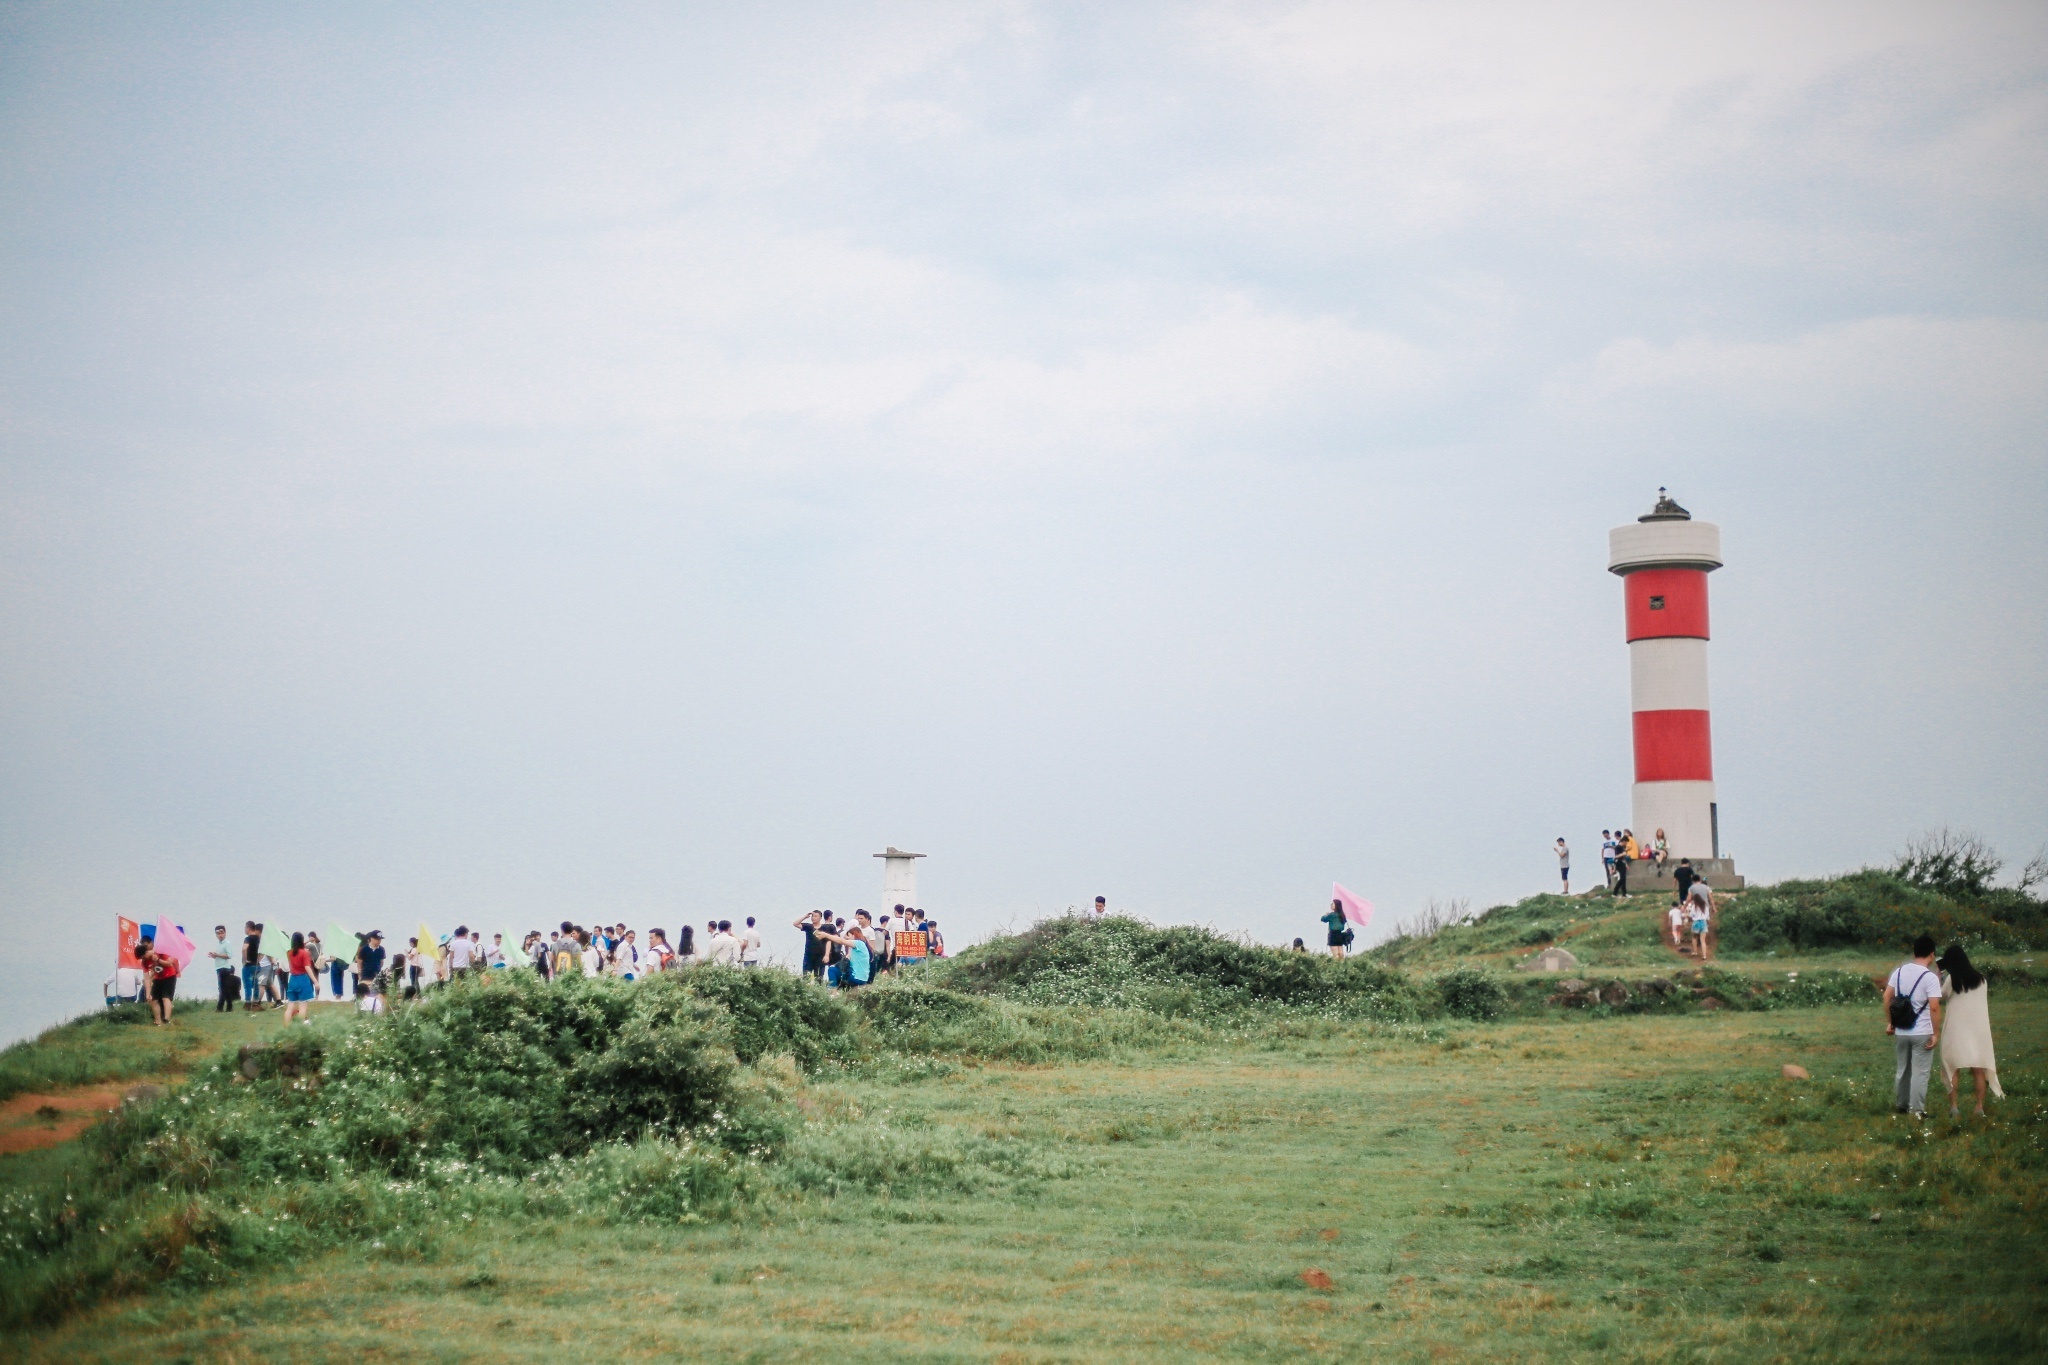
left=1623, top=568, right=1710, bottom=641
left=1632, top=709, right=1713, bottom=782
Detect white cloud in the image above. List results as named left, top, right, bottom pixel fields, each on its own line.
left=1546, top=316, right=2048, bottom=423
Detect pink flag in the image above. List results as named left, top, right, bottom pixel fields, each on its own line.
left=1332, top=883, right=1373, bottom=928
left=153, top=916, right=200, bottom=972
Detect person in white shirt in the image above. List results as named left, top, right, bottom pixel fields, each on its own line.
left=486, top=934, right=507, bottom=968
left=579, top=931, right=602, bottom=978
left=706, top=921, right=740, bottom=965
left=1885, top=935, right=1944, bottom=1118
left=1554, top=839, right=1570, bottom=895
left=644, top=929, right=674, bottom=973
left=739, top=917, right=763, bottom=967
left=445, top=927, right=477, bottom=976
left=209, top=926, right=239, bottom=1012
left=1667, top=902, right=1687, bottom=953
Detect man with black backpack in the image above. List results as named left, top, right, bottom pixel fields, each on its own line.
left=1884, top=934, right=1944, bottom=1119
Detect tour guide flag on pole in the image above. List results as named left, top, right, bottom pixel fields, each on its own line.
left=260, top=922, right=293, bottom=962
left=328, top=923, right=360, bottom=962
left=416, top=923, right=441, bottom=961
left=1333, top=883, right=1373, bottom=929
left=117, top=916, right=146, bottom=969
left=154, top=916, right=200, bottom=971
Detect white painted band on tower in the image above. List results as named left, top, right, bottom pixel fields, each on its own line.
left=1629, top=637, right=1711, bottom=712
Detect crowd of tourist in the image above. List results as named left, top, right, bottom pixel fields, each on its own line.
left=121, top=891, right=2009, bottom=1127
left=1552, top=829, right=1673, bottom=896
left=127, top=904, right=948, bottom=1024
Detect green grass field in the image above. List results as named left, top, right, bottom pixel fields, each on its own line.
left=5, top=984, right=2044, bottom=1362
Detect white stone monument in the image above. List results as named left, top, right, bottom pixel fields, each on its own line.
left=873, top=847, right=926, bottom=912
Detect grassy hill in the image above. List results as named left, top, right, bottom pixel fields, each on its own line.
left=1368, top=868, right=2047, bottom=977
left=2, top=890, right=2045, bottom=1360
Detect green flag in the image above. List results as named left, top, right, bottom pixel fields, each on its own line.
left=259, top=922, right=293, bottom=960
left=328, top=923, right=361, bottom=963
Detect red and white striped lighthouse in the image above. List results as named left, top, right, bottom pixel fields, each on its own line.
left=1609, top=490, right=1723, bottom=860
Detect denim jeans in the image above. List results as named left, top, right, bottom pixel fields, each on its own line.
left=1894, top=1035, right=1934, bottom=1114
left=241, top=963, right=258, bottom=1002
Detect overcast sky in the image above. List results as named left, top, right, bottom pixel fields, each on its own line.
left=3, top=2, right=2044, bottom=1044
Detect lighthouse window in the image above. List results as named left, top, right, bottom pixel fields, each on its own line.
left=1648, top=595, right=1666, bottom=610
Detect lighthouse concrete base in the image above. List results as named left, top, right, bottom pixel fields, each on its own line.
left=1620, top=857, right=1745, bottom=893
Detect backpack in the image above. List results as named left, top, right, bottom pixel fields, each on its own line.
left=1888, top=966, right=1931, bottom=1031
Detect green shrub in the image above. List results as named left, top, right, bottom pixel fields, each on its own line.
left=776, top=1121, right=1079, bottom=1197
left=1717, top=871, right=2045, bottom=954
left=1895, top=828, right=2006, bottom=899
left=675, top=964, right=859, bottom=1071
left=0, top=972, right=803, bottom=1329
left=573, top=1137, right=758, bottom=1225
left=1517, top=924, right=1556, bottom=946
left=1434, top=969, right=1507, bottom=1021
left=86, top=974, right=758, bottom=1188
left=929, top=916, right=1419, bottom=1021
left=857, top=982, right=1195, bottom=1062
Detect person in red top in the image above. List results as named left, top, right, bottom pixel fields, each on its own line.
left=143, top=940, right=180, bottom=1026
left=283, top=932, right=317, bottom=1024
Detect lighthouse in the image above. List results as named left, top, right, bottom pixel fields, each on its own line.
left=873, top=847, right=926, bottom=911
left=1609, top=491, right=1740, bottom=887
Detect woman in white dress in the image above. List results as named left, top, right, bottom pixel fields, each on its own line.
left=1937, top=944, right=2001, bottom=1118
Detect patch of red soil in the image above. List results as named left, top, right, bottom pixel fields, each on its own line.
left=0, top=1088, right=124, bottom=1154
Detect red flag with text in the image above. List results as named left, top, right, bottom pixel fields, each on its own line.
left=118, top=916, right=146, bottom=969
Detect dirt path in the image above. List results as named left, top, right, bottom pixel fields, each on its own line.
left=0, top=1085, right=140, bottom=1155
left=1660, top=918, right=1718, bottom=965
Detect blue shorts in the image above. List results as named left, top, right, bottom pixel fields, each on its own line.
left=1691, top=918, right=1709, bottom=934
left=287, top=974, right=315, bottom=1001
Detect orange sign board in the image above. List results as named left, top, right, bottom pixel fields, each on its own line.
left=894, top=930, right=929, bottom=959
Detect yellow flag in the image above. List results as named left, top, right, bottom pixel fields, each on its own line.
left=415, top=922, right=442, bottom=961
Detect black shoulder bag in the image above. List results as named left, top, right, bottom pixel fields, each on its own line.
left=1888, top=967, right=1927, bottom=1031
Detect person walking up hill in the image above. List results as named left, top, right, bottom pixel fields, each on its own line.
left=1685, top=880, right=1715, bottom=961
left=1884, top=935, right=1943, bottom=1119
left=1937, top=945, right=2001, bottom=1119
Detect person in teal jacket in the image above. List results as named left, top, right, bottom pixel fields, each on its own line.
left=1321, top=900, right=1354, bottom=960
